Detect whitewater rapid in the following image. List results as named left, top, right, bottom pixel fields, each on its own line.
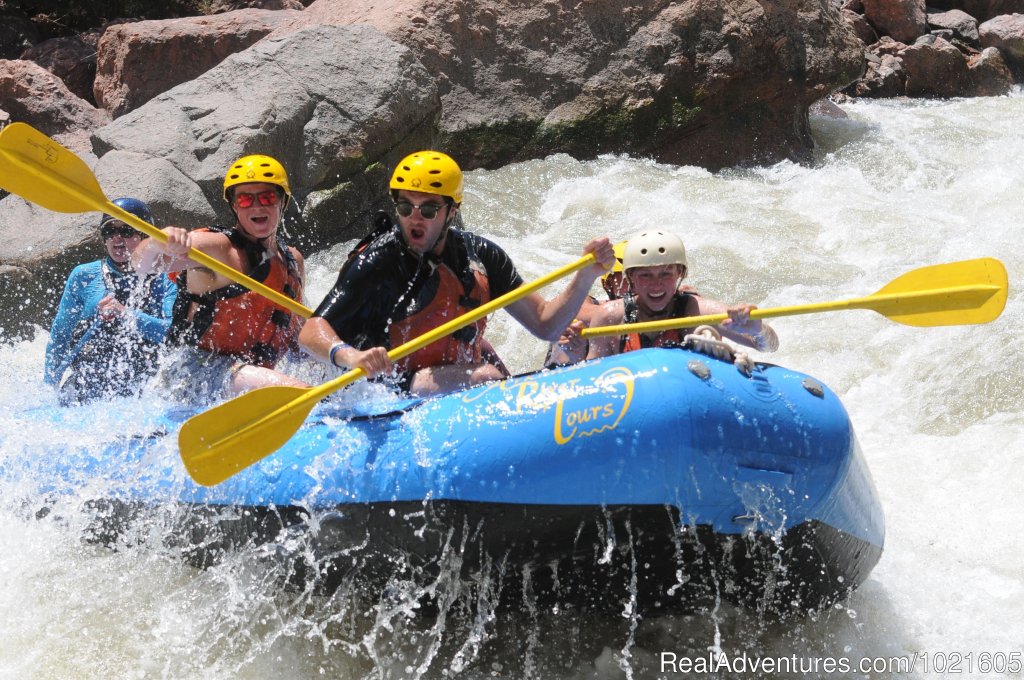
left=1, top=91, right=1021, bottom=679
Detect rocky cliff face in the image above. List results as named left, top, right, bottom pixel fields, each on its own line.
left=0, top=0, right=1015, bottom=335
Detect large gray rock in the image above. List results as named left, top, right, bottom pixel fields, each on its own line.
left=92, top=150, right=218, bottom=230
left=91, top=24, right=439, bottom=251
left=94, top=9, right=303, bottom=118
left=275, top=0, right=864, bottom=170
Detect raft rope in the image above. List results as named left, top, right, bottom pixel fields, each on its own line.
left=682, top=325, right=756, bottom=375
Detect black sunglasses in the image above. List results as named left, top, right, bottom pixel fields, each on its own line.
left=101, top=224, right=137, bottom=240
left=394, top=200, right=447, bottom=220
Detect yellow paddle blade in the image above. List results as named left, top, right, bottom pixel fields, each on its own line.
left=0, top=122, right=313, bottom=318
left=0, top=122, right=107, bottom=213
left=179, top=386, right=315, bottom=487
left=868, top=257, right=1007, bottom=327
left=582, top=258, right=1008, bottom=338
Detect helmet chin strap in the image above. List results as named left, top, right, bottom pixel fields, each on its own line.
left=231, top=207, right=278, bottom=256
left=404, top=201, right=456, bottom=261
left=428, top=203, right=457, bottom=254
left=632, top=274, right=683, bottom=319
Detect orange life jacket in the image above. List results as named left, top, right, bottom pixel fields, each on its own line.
left=387, top=262, right=490, bottom=374
left=620, top=292, right=697, bottom=354
left=168, top=227, right=303, bottom=368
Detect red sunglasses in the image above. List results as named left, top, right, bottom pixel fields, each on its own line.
left=233, top=190, right=281, bottom=209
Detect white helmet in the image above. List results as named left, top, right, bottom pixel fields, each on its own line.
left=623, top=230, right=687, bottom=272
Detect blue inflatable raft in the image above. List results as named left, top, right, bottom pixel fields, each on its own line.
left=13, top=346, right=884, bottom=614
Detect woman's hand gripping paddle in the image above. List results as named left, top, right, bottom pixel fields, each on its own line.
left=582, top=258, right=1008, bottom=339
left=0, top=122, right=311, bottom=318
left=178, top=254, right=599, bottom=486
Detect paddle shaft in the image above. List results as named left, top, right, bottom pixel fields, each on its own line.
left=102, top=201, right=312, bottom=319
left=0, top=126, right=311, bottom=318
left=189, top=253, right=600, bottom=462
left=581, top=283, right=1004, bottom=338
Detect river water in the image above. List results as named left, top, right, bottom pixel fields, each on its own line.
left=1, top=92, right=1021, bottom=679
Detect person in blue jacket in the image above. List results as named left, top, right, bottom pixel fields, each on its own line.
left=44, top=198, right=177, bottom=405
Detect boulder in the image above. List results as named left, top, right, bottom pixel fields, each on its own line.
left=928, top=9, right=981, bottom=44
left=91, top=24, right=439, bottom=251
left=94, top=8, right=303, bottom=118
left=900, top=35, right=972, bottom=96
left=269, top=0, right=864, bottom=171
left=0, top=60, right=110, bottom=139
left=968, top=44, right=1017, bottom=92
left=21, top=31, right=103, bottom=104
left=862, top=0, right=928, bottom=42
left=980, top=13, right=1024, bottom=76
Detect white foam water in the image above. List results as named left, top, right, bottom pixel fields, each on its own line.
left=1, top=91, right=1021, bottom=678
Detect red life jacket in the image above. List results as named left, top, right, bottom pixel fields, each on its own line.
left=168, top=227, right=303, bottom=368
left=387, top=262, right=490, bottom=374
left=620, top=292, right=698, bottom=354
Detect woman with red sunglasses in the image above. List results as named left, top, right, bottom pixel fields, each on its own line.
left=131, top=154, right=308, bottom=401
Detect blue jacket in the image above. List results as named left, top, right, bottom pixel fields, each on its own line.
left=44, top=258, right=177, bottom=401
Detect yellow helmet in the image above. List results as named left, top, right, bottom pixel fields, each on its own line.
left=389, top=150, right=463, bottom=203
left=223, top=154, right=291, bottom=204
left=623, top=230, right=687, bottom=271
left=600, top=240, right=627, bottom=282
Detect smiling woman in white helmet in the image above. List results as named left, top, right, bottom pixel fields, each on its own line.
left=582, top=229, right=778, bottom=360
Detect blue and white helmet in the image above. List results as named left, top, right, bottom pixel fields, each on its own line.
left=100, top=197, right=153, bottom=227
